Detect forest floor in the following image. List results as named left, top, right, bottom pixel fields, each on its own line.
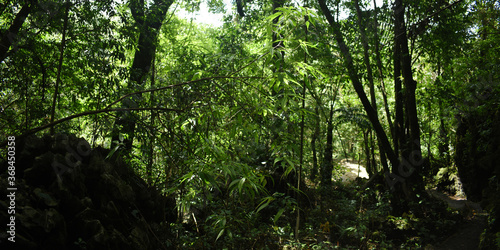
left=426, top=189, right=488, bottom=250
left=336, top=160, right=369, bottom=182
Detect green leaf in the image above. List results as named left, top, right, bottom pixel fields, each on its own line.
left=198, top=171, right=216, bottom=186
left=238, top=177, right=246, bottom=192
left=216, top=228, right=225, bottom=241
left=256, top=196, right=274, bottom=213
left=105, top=145, right=120, bottom=160
left=191, top=71, right=203, bottom=81
left=267, top=11, right=283, bottom=21
left=180, top=171, right=194, bottom=184
left=273, top=208, right=285, bottom=224
left=256, top=202, right=269, bottom=213
left=229, top=179, right=240, bottom=189
left=274, top=157, right=283, bottom=165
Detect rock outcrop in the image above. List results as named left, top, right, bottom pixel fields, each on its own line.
left=0, top=134, right=176, bottom=249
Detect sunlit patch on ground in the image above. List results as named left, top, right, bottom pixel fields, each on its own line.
left=335, top=159, right=369, bottom=182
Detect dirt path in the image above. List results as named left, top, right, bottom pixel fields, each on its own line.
left=426, top=189, right=488, bottom=250
left=434, top=215, right=487, bottom=249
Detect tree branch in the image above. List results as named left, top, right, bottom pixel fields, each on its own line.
left=104, top=76, right=264, bottom=110
left=0, top=0, right=34, bottom=62
left=0, top=107, right=182, bottom=148
left=1, top=74, right=264, bottom=148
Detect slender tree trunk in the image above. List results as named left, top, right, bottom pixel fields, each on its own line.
left=318, top=0, right=399, bottom=168
left=354, top=0, right=390, bottom=175
left=295, top=13, right=309, bottom=238
left=438, top=99, right=449, bottom=164
left=310, top=105, right=320, bottom=181
left=393, top=11, right=404, bottom=162
left=269, top=0, right=286, bottom=144
left=147, top=53, right=156, bottom=185
left=388, top=0, right=410, bottom=215
left=364, top=130, right=371, bottom=176
left=321, top=104, right=334, bottom=189
left=272, top=0, right=286, bottom=71
left=370, top=131, right=376, bottom=173
left=372, top=0, right=391, bottom=174
left=427, top=104, right=432, bottom=159
left=25, top=80, right=29, bottom=131
left=395, top=0, right=424, bottom=191
left=436, top=58, right=449, bottom=165
left=353, top=0, right=376, bottom=112
left=91, top=79, right=103, bottom=148
left=50, top=0, right=70, bottom=135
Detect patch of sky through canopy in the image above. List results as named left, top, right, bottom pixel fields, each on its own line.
left=176, top=0, right=385, bottom=27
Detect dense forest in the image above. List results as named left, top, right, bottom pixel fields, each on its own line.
left=0, top=0, right=499, bottom=249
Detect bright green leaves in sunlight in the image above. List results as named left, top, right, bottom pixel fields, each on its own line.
left=207, top=0, right=225, bottom=13
left=266, top=6, right=319, bottom=25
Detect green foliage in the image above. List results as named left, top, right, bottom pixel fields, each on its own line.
left=1, top=0, right=498, bottom=248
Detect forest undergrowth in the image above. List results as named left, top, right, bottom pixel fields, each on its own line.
left=172, top=174, right=476, bottom=249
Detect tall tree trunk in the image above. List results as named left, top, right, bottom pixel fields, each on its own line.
left=295, top=12, right=309, bottom=238
left=146, top=53, right=156, bottom=185
left=393, top=8, right=404, bottom=161
left=318, top=0, right=427, bottom=215
left=353, top=0, right=376, bottom=112
left=436, top=58, right=449, bottom=165
left=49, top=0, right=71, bottom=135
left=389, top=0, right=411, bottom=215
left=318, top=0, right=399, bottom=168
left=353, top=0, right=374, bottom=177
left=354, top=0, right=390, bottom=174
left=111, top=0, right=174, bottom=152
left=321, top=104, right=334, bottom=189
left=394, top=0, right=424, bottom=192
left=372, top=0, right=391, bottom=174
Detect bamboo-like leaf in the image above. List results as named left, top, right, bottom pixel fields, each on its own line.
left=267, top=12, right=282, bottom=21
left=273, top=208, right=285, bottom=224
left=105, top=145, right=120, bottom=160
left=216, top=228, right=225, bottom=241
left=229, top=178, right=240, bottom=189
